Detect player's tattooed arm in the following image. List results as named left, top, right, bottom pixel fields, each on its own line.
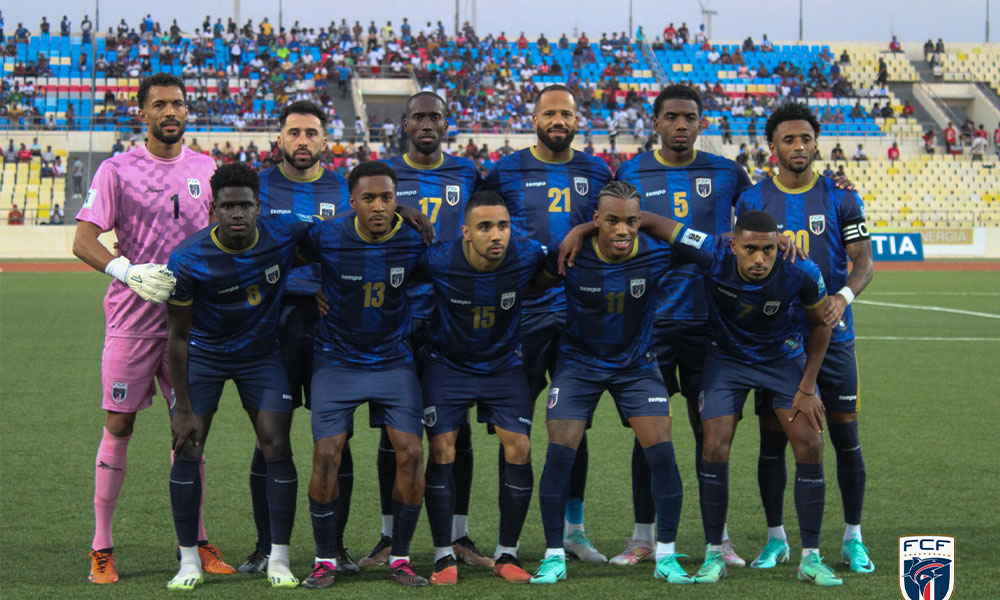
left=167, top=303, right=200, bottom=454
left=794, top=301, right=832, bottom=433
left=396, top=204, right=435, bottom=244
left=824, top=238, right=874, bottom=328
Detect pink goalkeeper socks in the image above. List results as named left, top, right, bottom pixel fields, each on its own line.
left=93, top=427, right=131, bottom=550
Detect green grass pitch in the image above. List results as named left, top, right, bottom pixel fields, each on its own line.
left=2, top=268, right=997, bottom=598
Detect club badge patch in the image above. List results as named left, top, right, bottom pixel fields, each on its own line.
left=445, top=185, right=461, bottom=206
left=265, top=265, right=280, bottom=284
left=390, top=267, right=405, bottom=288
left=763, top=300, right=781, bottom=315
left=319, top=202, right=336, bottom=217
left=187, top=178, right=202, bottom=199
left=547, top=387, right=559, bottom=409
left=500, top=291, right=516, bottom=310
left=111, top=382, right=128, bottom=403
left=696, top=177, right=712, bottom=198
left=899, top=536, right=955, bottom=600
left=630, top=278, right=646, bottom=298
left=423, top=406, right=437, bottom=428
left=574, top=177, right=589, bottom=196
left=809, top=214, right=826, bottom=235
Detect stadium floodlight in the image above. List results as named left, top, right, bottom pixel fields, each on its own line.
left=698, top=0, right=718, bottom=40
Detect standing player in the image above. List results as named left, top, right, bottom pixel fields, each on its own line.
left=166, top=164, right=312, bottom=590
left=296, top=161, right=430, bottom=588
left=736, top=102, right=875, bottom=574
left=239, top=101, right=356, bottom=576
left=611, top=84, right=750, bottom=567
left=483, top=85, right=611, bottom=562
left=73, top=72, right=234, bottom=584
left=359, top=92, right=488, bottom=570
left=531, top=182, right=691, bottom=586
left=418, top=192, right=546, bottom=585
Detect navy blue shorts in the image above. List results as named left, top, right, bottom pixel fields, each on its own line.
left=546, top=354, right=671, bottom=423
left=184, top=353, right=293, bottom=416
left=421, top=361, right=533, bottom=436
left=816, top=340, right=859, bottom=413
left=652, top=318, right=708, bottom=400
left=310, top=359, right=424, bottom=441
left=701, top=352, right=807, bottom=421
left=277, top=295, right=319, bottom=409
left=521, top=310, right=565, bottom=400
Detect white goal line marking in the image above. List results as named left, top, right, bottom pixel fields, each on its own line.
left=854, top=299, right=1000, bottom=320
left=856, top=336, right=1000, bottom=341
left=866, top=292, right=1000, bottom=297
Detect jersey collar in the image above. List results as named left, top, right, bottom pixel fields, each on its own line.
left=773, top=171, right=819, bottom=194
left=530, top=145, right=574, bottom=164
left=592, top=235, right=638, bottom=264
left=403, top=152, right=445, bottom=170
left=211, top=225, right=260, bottom=254
left=278, top=162, right=324, bottom=183
left=354, top=214, right=402, bottom=243
left=654, top=148, right=697, bottom=167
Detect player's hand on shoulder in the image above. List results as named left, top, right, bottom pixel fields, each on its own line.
left=823, top=293, right=848, bottom=328
left=832, top=174, right=856, bottom=191
left=397, top=204, right=434, bottom=244
left=558, top=222, right=593, bottom=275
left=316, top=290, right=330, bottom=317
left=775, top=233, right=808, bottom=263
left=126, top=263, right=176, bottom=304
left=790, top=388, right=825, bottom=433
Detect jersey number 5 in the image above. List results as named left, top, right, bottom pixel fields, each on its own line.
left=673, top=191, right=688, bottom=218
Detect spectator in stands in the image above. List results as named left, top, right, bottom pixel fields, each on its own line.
left=902, top=101, right=915, bottom=118
left=49, top=203, right=64, bottom=224
left=61, top=15, right=70, bottom=36
left=994, top=122, right=1000, bottom=156
left=72, top=157, right=84, bottom=198
left=66, top=102, right=76, bottom=130
left=735, top=144, right=750, bottom=170
left=943, top=122, right=956, bottom=153
left=970, top=134, right=986, bottom=161
left=747, top=119, right=757, bottom=146
left=3, top=141, right=16, bottom=163
left=880, top=103, right=895, bottom=119
left=850, top=101, right=864, bottom=120
left=889, top=35, right=901, bottom=53
left=831, top=143, right=846, bottom=160
left=922, top=129, right=936, bottom=154
left=29, top=138, right=41, bottom=156
left=876, top=58, right=888, bottom=86
left=41, top=145, right=55, bottom=165
left=188, top=138, right=203, bottom=153
left=16, top=143, right=30, bottom=162
left=707, top=46, right=721, bottom=64
left=935, top=38, right=945, bottom=53
left=720, top=115, right=732, bottom=144
left=923, top=39, right=935, bottom=60
left=887, top=142, right=901, bottom=161
left=40, top=17, right=50, bottom=35
left=822, top=163, right=835, bottom=178
left=761, top=34, right=773, bottom=52
left=8, top=203, right=23, bottom=225
left=853, top=144, right=868, bottom=161
left=839, top=49, right=850, bottom=63
left=960, top=119, right=974, bottom=146
left=836, top=164, right=846, bottom=178
left=53, top=156, right=65, bottom=176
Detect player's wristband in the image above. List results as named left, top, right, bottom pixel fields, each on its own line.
left=837, top=286, right=855, bottom=305
left=104, top=256, right=131, bottom=283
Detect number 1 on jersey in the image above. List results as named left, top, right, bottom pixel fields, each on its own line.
left=606, top=291, right=624, bottom=313
left=419, top=197, right=442, bottom=223
left=171, top=193, right=180, bottom=219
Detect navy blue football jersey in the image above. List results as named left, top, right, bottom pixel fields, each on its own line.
left=548, top=233, right=680, bottom=370
left=168, top=213, right=315, bottom=357
left=258, top=164, right=350, bottom=295
left=415, top=237, right=546, bottom=374
left=615, top=149, right=752, bottom=321
left=668, top=224, right=828, bottom=363
left=297, top=214, right=426, bottom=368
left=735, top=173, right=867, bottom=343
left=484, top=147, right=612, bottom=313
left=385, top=152, right=482, bottom=319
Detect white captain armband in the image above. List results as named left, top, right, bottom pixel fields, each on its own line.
left=841, top=219, right=870, bottom=243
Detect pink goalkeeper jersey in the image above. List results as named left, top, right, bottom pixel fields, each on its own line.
left=76, top=145, right=216, bottom=338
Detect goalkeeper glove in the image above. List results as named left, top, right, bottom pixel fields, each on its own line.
left=105, top=256, right=177, bottom=304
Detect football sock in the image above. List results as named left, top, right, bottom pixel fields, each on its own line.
left=334, top=443, right=353, bottom=550
left=453, top=421, right=474, bottom=533
left=265, top=457, right=297, bottom=545
left=170, top=457, right=202, bottom=547
left=693, top=430, right=705, bottom=476
left=844, top=523, right=862, bottom=541
left=377, top=428, right=396, bottom=522
left=93, top=427, right=130, bottom=551
left=197, top=455, right=207, bottom=542
left=829, top=421, right=866, bottom=526
left=544, top=548, right=566, bottom=559
left=434, top=546, right=455, bottom=561
left=178, top=545, right=201, bottom=571
left=722, top=523, right=731, bottom=543
left=452, top=515, right=469, bottom=542
left=758, top=427, right=789, bottom=528
left=566, top=433, right=589, bottom=522
left=644, top=441, right=683, bottom=544
left=425, top=461, right=456, bottom=548
left=249, top=446, right=271, bottom=551
left=539, top=443, right=576, bottom=549
left=655, top=541, right=677, bottom=560
left=631, top=437, right=655, bottom=523
left=633, top=522, right=655, bottom=544
left=390, top=500, right=421, bottom=557
left=381, top=515, right=393, bottom=538
left=308, top=495, right=339, bottom=558
left=768, top=525, right=788, bottom=541
left=499, top=460, right=533, bottom=547
left=794, top=462, right=825, bottom=549
left=495, top=544, right=518, bottom=559
left=698, top=459, right=729, bottom=546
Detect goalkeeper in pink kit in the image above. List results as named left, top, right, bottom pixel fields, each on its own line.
left=73, top=73, right=235, bottom=584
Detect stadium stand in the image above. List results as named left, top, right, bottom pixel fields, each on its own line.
left=935, top=46, right=1000, bottom=92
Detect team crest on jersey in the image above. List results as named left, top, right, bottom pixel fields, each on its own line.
left=111, top=382, right=128, bottom=403
left=390, top=267, right=405, bottom=288
left=187, top=178, right=202, bottom=199
left=265, top=265, right=280, bottom=284
left=763, top=300, right=781, bottom=315
left=696, top=177, right=712, bottom=198
left=630, top=278, right=646, bottom=298
left=574, top=177, right=589, bottom=196
left=500, top=291, right=516, bottom=310
left=547, top=387, right=559, bottom=409
left=319, top=203, right=336, bottom=217
left=809, top=214, right=826, bottom=235
left=423, top=406, right=437, bottom=428
left=445, top=185, right=461, bottom=206
left=899, top=536, right=955, bottom=600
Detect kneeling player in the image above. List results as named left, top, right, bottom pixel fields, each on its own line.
left=531, top=182, right=692, bottom=585
left=417, top=192, right=548, bottom=585
left=166, top=164, right=314, bottom=590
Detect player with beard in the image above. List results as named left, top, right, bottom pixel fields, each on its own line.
left=483, top=85, right=611, bottom=563
left=74, top=73, right=233, bottom=583
left=358, top=93, right=487, bottom=570
left=736, top=102, right=875, bottom=575
left=238, top=101, right=355, bottom=577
